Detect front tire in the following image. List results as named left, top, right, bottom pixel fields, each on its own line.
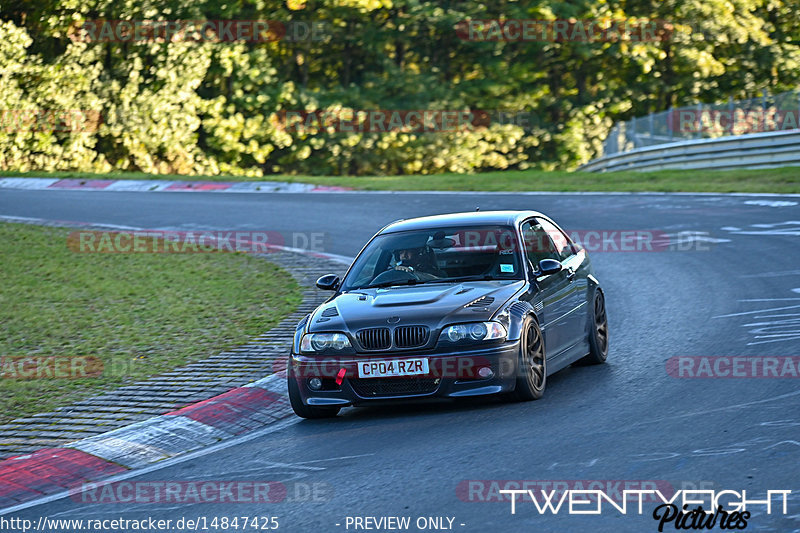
left=579, top=289, right=609, bottom=365
left=513, top=317, right=546, bottom=401
left=287, top=372, right=341, bottom=419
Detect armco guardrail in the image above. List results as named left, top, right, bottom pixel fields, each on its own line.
left=579, top=129, right=800, bottom=172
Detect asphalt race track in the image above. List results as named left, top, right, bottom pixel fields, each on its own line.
left=2, top=188, right=800, bottom=532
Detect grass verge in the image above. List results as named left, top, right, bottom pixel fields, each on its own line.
left=0, top=222, right=301, bottom=424
left=2, top=167, right=800, bottom=193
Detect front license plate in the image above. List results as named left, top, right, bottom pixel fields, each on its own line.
left=357, top=358, right=429, bottom=378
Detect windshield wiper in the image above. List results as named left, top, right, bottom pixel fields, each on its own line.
left=424, top=275, right=499, bottom=284
left=365, top=279, right=424, bottom=289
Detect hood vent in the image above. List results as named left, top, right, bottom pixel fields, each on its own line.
left=317, top=306, right=339, bottom=323
left=356, top=328, right=391, bottom=350
left=466, top=296, right=495, bottom=309
left=455, top=287, right=474, bottom=295
left=394, top=326, right=430, bottom=349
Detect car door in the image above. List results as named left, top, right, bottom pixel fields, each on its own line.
left=519, top=219, right=573, bottom=356
left=536, top=217, right=589, bottom=350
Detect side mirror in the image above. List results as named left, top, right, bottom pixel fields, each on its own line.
left=536, top=259, right=563, bottom=277
left=316, top=274, right=340, bottom=291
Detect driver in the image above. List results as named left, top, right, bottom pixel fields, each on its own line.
left=392, top=239, right=446, bottom=280
left=394, top=246, right=428, bottom=273
left=366, top=233, right=451, bottom=287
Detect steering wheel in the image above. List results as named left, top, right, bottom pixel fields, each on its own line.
left=369, top=268, right=420, bottom=286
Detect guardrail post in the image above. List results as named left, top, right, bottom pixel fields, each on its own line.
left=728, top=96, right=734, bottom=135
left=630, top=116, right=637, bottom=147
left=696, top=102, right=702, bottom=139
left=609, top=124, right=619, bottom=154
left=667, top=107, right=673, bottom=139
left=649, top=112, right=654, bottom=139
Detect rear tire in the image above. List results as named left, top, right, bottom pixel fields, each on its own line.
left=287, top=373, right=341, bottom=419
left=578, top=289, right=609, bottom=365
left=513, top=317, right=546, bottom=401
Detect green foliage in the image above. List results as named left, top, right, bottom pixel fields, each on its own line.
left=2, top=0, right=799, bottom=175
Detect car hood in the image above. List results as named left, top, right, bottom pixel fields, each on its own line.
left=308, top=280, right=526, bottom=333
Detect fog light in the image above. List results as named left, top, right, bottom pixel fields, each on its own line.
left=478, top=367, right=494, bottom=379
left=308, top=377, right=323, bottom=390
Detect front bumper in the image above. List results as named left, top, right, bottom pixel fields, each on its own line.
left=289, top=341, right=520, bottom=406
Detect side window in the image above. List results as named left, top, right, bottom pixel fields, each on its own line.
left=537, top=218, right=574, bottom=261
left=520, top=221, right=559, bottom=265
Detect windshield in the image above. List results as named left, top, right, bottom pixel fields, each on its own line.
left=341, top=225, right=523, bottom=290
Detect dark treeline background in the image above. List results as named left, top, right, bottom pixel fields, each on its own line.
left=1, top=0, right=799, bottom=176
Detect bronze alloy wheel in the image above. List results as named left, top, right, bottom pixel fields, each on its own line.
left=579, top=289, right=609, bottom=365
left=594, top=290, right=609, bottom=355
left=514, top=317, right=546, bottom=401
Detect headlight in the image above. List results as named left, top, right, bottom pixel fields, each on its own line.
left=440, top=322, right=507, bottom=343
left=300, top=333, right=352, bottom=353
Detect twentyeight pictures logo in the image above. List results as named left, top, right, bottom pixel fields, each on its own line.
left=494, top=488, right=791, bottom=531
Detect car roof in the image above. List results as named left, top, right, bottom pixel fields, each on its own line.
left=380, top=210, right=548, bottom=234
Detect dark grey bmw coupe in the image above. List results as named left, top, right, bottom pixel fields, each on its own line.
left=287, top=210, right=608, bottom=418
